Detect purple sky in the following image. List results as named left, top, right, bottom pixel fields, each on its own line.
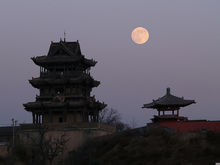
left=0, top=1, right=220, bottom=127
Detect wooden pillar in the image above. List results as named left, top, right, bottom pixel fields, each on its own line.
left=158, top=111, right=160, bottom=116
left=38, top=114, right=41, bottom=124
left=49, top=110, right=53, bottom=123
left=36, top=114, right=38, bottom=124
left=163, top=111, right=165, bottom=115
left=63, top=110, right=67, bottom=122
left=41, top=113, right=43, bottom=124
left=177, top=110, right=179, bottom=116
left=97, top=114, right=99, bottom=122
left=32, top=113, right=35, bottom=124
left=37, top=114, right=39, bottom=124
left=40, top=114, right=42, bottom=124
left=172, top=110, right=174, bottom=115
left=38, top=114, right=40, bottom=124
left=35, top=114, right=37, bottom=124
left=34, top=113, right=37, bottom=124
left=82, top=111, right=85, bottom=122
left=85, top=112, right=88, bottom=122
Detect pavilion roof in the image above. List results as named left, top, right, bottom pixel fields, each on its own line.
left=142, top=88, right=195, bottom=109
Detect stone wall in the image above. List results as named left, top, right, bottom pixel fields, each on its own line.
left=18, top=122, right=115, bottom=155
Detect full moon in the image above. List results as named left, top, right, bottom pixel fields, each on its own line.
left=131, top=27, right=149, bottom=44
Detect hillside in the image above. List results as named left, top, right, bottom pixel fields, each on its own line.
left=65, top=126, right=220, bottom=165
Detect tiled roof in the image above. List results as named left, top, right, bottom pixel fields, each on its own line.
left=143, top=88, right=195, bottom=109
left=47, top=40, right=81, bottom=57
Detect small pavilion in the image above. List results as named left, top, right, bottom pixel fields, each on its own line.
left=142, top=88, right=196, bottom=122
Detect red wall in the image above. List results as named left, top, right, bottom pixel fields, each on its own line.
left=158, top=121, right=220, bottom=132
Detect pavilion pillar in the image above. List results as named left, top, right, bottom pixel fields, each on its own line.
left=85, top=112, right=89, bottom=122
left=32, top=113, right=35, bottom=124
left=163, top=111, right=165, bottom=115
left=38, top=114, right=40, bottom=124
left=82, top=111, right=85, bottom=122
left=39, top=114, right=42, bottom=124
left=97, top=113, right=99, bottom=122
left=34, top=113, right=36, bottom=124
left=38, top=114, right=41, bottom=124
left=177, top=110, right=179, bottom=116
left=94, top=115, right=96, bottom=122
left=172, top=110, right=174, bottom=115
left=158, top=111, right=160, bottom=116
left=42, top=112, right=44, bottom=124
left=40, top=114, right=42, bottom=124
left=36, top=114, right=39, bottom=124
left=39, top=114, right=41, bottom=124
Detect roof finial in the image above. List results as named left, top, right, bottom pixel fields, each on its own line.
left=64, top=31, right=66, bottom=42
left=166, top=87, right=171, bottom=95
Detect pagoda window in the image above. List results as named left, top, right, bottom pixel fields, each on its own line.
left=59, top=117, right=63, bottom=123
left=66, top=88, right=71, bottom=95
left=48, top=88, right=52, bottom=95
left=72, top=88, right=77, bottom=94
left=40, top=88, right=45, bottom=95
left=50, top=88, right=55, bottom=96
left=56, top=88, right=64, bottom=94
left=77, top=88, right=82, bottom=95
left=43, top=88, right=48, bottom=94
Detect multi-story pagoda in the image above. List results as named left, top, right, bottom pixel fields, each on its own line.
left=23, top=39, right=106, bottom=124
left=142, top=88, right=195, bottom=122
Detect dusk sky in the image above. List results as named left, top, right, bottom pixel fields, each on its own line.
left=0, top=1, right=220, bottom=127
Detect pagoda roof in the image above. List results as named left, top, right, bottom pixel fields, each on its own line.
left=48, top=40, right=82, bottom=56
left=23, top=99, right=106, bottom=112
left=31, top=40, right=96, bottom=67
left=143, top=88, right=195, bottom=109
left=29, top=74, right=100, bottom=88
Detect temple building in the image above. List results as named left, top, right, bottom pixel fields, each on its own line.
left=143, top=88, right=196, bottom=122
left=23, top=40, right=106, bottom=124
left=143, top=88, right=220, bottom=132
left=18, top=39, right=115, bottom=155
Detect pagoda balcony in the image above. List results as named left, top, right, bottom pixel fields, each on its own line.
left=36, top=94, right=85, bottom=101
left=30, top=74, right=98, bottom=88
left=40, top=71, right=87, bottom=78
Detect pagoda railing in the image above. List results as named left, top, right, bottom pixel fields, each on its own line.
left=40, top=71, right=85, bottom=78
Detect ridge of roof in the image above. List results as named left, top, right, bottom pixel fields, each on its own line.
left=143, top=88, right=196, bottom=109
left=47, top=41, right=81, bottom=57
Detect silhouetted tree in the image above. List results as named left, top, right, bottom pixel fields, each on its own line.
left=99, top=108, right=130, bottom=132
left=23, top=125, right=68, bottom=165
